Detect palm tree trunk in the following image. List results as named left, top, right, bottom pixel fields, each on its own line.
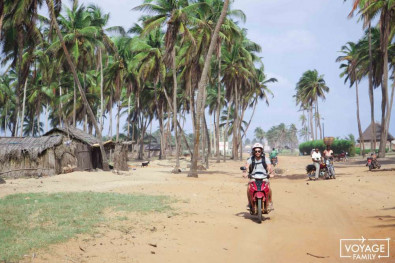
left=216, top=42, right=221, bottom=163
left=160, top=104, right=166, bottom=159
left=224, top=100, right=231, bottom=162
left=0, top=12, right=4, bottom=40
left=378, top=14, right=390, bottom=157
left=20, top=79, right=27, bottom=137
left=127, top=95, right=131, bottom=138
left=316, top=100, right=322, bottom=139
left=188, top=0, right=229, bottom=177
left=203, top=113, right=210, bottom=169
left=99, top=48, right=104, bottom=132
left=368, top=23, right=376, bottom=150
left=45, top=103, right=49, bottom=132
left=355, top=81, right=365, bottom=157
left=109, top=91, right=113, bottom=138
left=309, top=106, right=314, bottom=141
left=148, top=120, right=152, bottom=159
left=116, top=101, right=121, bottom=142
left=172, top=48, right=180, bottom=171
left=177, top=120, right=192, bottom=156
left=46, top=0, right=109, bottom=171
left=73, top=81, right=76, bottom=126
left=385, top=73, right=394, bottom=149
left=4, top=106, right=7, bottom=137
left=59, top=82, right=63, bottom=128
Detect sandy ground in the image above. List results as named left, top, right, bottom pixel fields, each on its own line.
left=1, top=155, right=394, bottom=263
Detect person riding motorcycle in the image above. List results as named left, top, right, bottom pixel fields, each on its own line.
left=243, top=143, right=274, bottom=211
left=270, top=147, right=278, bottom=165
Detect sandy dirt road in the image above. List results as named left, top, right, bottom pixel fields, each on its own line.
left=1, top=155, right=394, bottom=263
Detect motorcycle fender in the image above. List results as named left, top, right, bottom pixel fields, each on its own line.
left=254, top=192, right=265, bottom=199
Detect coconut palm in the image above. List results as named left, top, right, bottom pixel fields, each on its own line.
left=295, top=69, right=329, bottom=140
left=337, top=41, right=366, bottom=156
left=45, top=0, right=109, bottom=170
left=134, top=0, right=203, bottom=171
left=348, top=0, right=395, bottom=157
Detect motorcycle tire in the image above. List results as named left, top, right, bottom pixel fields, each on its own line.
left=369, top=165, right=372, bottom=171
left=257, top=199, right=262, bottom=224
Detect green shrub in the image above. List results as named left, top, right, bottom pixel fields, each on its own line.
left=355, top=148, right=389, bottom=155
left=299, top=139, right=355, bottom=157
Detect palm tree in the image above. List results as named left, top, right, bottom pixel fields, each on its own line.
left=254, top=127, right=265, bottom=143
left=295, top=70, right=329, bottom=141
left=134, top=0, right=202, bottom=172
left=45, top=0, right=109, bottom=170
left=349, top=0, right=395, bottom=157
left=337, top=41, right=366, bottom=156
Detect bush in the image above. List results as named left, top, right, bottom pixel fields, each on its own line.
left=355, top=148, right=389, bottom=155
left=299, top=139, right=355, bottom=157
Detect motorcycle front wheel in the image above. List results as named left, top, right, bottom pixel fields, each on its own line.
left=257, top=199, right=262, bottom=224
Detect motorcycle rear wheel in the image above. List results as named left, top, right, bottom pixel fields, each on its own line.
left=257, top=199, right=262, bottom=224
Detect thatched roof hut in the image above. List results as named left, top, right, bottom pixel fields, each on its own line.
left=0, top=136, right=62, bottom=162
left=357, top=123, right=394, bottom=142
left=44, top=126, right=113, bottom=147
left=0, top=135, right=63, bottom=178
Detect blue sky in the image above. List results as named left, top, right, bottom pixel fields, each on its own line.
left=78, top=0, right=392, bottom=140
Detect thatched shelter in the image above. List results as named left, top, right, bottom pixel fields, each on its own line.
left=44, top=126, right=115, bottom=171
left=0, top=135, right=63, bottom=178
left=357, top=123, right=394, bottom=150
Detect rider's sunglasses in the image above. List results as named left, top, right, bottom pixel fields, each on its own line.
left=254, top=150, right=262, bottom=153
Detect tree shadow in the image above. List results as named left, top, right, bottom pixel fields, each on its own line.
left=370, top=215, right=395, bottom=228
left=382, top=207, right=395, bottom=210
left=272, top=173, right=347, bottom=180
left=235, top=211, right=271, bottom=224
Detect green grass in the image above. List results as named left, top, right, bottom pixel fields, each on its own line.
left=0, top=192, right=173, bottom=261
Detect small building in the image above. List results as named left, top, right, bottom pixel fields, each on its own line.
left=44, top=126, right=115, bottom=171
left=0, top=135, right=63, bottom=178
left=357, top=123, right=394, bottom=150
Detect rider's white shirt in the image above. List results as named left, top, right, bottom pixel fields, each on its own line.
left=312, top=151, right=321, bottom=161
left=247, top=156, right=270, bottom=179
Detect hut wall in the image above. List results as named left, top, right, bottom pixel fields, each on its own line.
left=0, top=150, right=57, bottom=179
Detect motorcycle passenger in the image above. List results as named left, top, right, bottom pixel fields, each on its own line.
left=242, top=143, right=274, bottom=211
left=323, top=145, right=333, bottom=161
left=270, top=147, right=278, bottom=165
left=311, top=148, right=322, bottom=180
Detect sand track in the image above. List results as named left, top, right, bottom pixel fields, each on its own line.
left=1, top=155, right=394, bottom=263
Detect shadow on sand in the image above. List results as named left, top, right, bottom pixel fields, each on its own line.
left=235, top=211, right=271, bottom=224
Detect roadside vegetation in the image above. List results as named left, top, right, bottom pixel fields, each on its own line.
left=0, top=192, right=174, bottom=261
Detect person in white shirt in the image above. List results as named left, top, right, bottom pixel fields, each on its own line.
left=311, top=148, right=322, bottom=180
left=243, top=143, right=274, bottom=211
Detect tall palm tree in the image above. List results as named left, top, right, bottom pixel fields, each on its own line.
left=337, top=41, right=366, bottom=156
left=349, top=0, right=395, bottom=157
left=189, top=0, right=230, bottom=176
left=45, top=0, right=109, bottom=170
left=134, top=0, right=202, bottom=171
left=295, top=69, right=329, bottom=141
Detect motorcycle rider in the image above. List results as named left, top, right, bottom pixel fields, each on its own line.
left=242, top=143, right=274, bottom=211
left=270, top=147, right=278, bottom=165
left=311, top=148, right=322, bottom=180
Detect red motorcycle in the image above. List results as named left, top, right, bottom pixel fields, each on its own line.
left=241, top=167, right=271, bottom=223
left=366, top=157, right=381, bottom=171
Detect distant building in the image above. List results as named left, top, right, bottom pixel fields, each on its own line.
left=357, top=123, right=394, bottom=150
